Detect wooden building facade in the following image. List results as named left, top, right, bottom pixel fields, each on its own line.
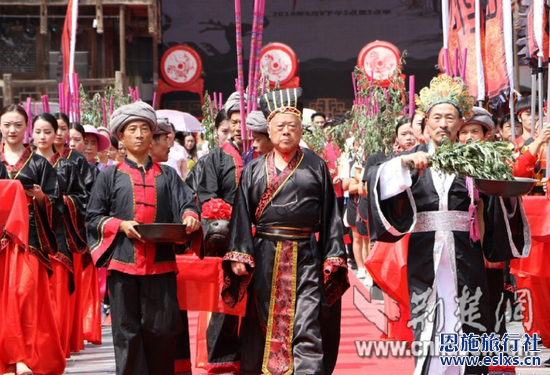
left=0, top=0, right=161, bottom=106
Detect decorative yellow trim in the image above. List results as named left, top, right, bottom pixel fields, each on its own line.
left=267, top=226, right=312, bottom=232
left=288, top=242, right=298, bottom=374
left=266, top=92, right=274, bottom=116
left=117, top=168, right=137, bottom=264
left=269, top=152, right=304, bottom=204
left=154, top=172, right=159, bottom=222
left=257, top=231, right=309, bottom=239
left=261, top=241, right=297, bottom=375
left=90, top=216, right=114, bottom=253
left=12, top=152, right=33, bottom=180
left=256, top=151, right=304, bottom=222
left=262, top=241, right=282, bottom=375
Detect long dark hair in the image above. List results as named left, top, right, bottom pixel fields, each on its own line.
left=33, top=113, right=59, bottom=133
left=70, top=122, right=86, bottom=139
left=214, top=109, right=229, bottom=129
left=0, top=104, right=29, bottom=124
left=182, top=131, right=197, bottom=159
left=32, top=113, right=59, bottom=152
left=53, top=112, right=70, bottom=126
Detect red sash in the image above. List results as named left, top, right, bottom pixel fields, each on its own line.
left=255, top=149, right=303, bottom=222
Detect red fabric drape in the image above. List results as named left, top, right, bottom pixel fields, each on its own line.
left=81, top=263, right=102, bottom=345
left=510, top=196, right=550, bottom=348
left=176, top=254, right=246, bottom=316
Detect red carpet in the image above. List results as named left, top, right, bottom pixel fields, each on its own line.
left=187, top=272, right=414, bottom=374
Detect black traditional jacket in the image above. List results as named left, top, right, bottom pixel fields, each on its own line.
left=86, top=157, right=199, bottom=275
left=0, top=146, right=63, bottom=270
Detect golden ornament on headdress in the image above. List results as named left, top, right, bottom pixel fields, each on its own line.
left=414, top=74, right=475, bottom=120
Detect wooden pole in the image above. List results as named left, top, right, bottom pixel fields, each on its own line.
left=147, top=0, right=157, bottom=35
left=115, top=71, right=124, bottom=93
left=152, top=33, right=158, bottom=103
left=95, top=0, right=104, bottom=34
left=3, top=74, right=13, bottom=107
left=512, top=8, right=520, bottom=92
left=40, top=0, right=48, bottom=35
left=119, top=5, right=126, bottom=79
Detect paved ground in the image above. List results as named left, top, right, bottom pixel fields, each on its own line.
left=64, top=271, right=550, bottom=374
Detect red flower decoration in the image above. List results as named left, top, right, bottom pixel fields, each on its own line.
left=202, top=198, right=233, bottom=220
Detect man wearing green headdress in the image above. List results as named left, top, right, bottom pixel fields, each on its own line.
left=367, top=75, right=531, bottom=375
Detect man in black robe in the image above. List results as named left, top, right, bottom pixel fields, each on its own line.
left=367, top=75, right=531, bottom=375
left=86, top=101, right=201, bottom=375
left=223, top=88, right=349, bottom=375
left=184, top=93, right=245, bottom=375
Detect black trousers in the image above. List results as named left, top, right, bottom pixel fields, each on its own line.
left=108, top=271, right=183, bottom=375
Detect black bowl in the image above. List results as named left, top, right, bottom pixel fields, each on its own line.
left=134, top=223, right=192, bottom=244
left=473, top=177, right=538, bottom=197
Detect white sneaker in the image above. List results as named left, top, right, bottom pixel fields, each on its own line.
left=356, top=268, right=366, bottom=279
left=364, top=272, right=373, bottom=287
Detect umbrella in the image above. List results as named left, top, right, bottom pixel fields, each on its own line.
left=302, top=108, right=316, bottom=125
left=156, top=109, right=204, bottom=133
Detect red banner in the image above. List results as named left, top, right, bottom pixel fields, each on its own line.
left=484, top=0, right=509, bottom=100
left=448, top=0, right=485, bottom=99
left=61, top=0, right=73, bottom=82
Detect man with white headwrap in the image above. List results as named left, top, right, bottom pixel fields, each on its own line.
left=246, top=110, right=273, bottom=155
left=183, top=92, right=246, bottom=374
left=86, top=101, right=201, bottom=375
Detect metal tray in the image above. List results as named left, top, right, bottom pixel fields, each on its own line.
left=473, top=177, right=538, bottom=197
left=134, top=223, right=192, bottom=244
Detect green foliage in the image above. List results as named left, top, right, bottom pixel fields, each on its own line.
left=201, top=91, right=218, bottom=152
left=429, top=139, right=515, bottom=180
left=302, top=125, right=326, bottom=156
left=79, top=85, right=130, bottom=128
left=332, top=52, right=408, bottom=162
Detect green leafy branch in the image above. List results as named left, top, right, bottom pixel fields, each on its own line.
left=79, top=85, right=130, bottom=128
left=429, top=139, right=515, bottom=180
left=330, top=52, right=408, bottom=163
left=201, top=91, right=218, bottom=152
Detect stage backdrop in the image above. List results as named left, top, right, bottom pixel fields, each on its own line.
left=160, top=0, right=442, bottom=114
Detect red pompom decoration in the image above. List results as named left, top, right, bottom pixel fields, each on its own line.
left=202, top=198, right=233, bottom=220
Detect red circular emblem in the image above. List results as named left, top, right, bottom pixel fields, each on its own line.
left=161, top=45, right=203, bottom=87
left=357, top=41, right=401, bottom=82
left=260, top=43, right=298, bottom=85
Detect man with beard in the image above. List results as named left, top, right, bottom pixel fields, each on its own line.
left=367, top=75, right=531, bottom=375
